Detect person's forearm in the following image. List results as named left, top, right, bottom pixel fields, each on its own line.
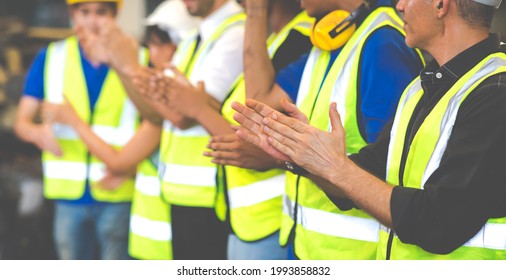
left=327, top=158, right=394, bottom=227
left=194, top=104, right=234, bottom=136
left=146, top=98, right=197, bottom=130
left=117, top=69, right=164, bottom=126
left=14, top=119, right=42, bottom=144
left=72, top=119, right=133, bottom=174
left=244, top=0, right=276, bottom=102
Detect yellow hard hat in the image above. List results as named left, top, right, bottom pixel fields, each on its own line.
left=66, top=0, right=123, bottom=8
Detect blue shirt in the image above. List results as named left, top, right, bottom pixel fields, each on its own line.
left=24, top=45, right=110, bottom=205
left=276, top=5, right=423, bottom=143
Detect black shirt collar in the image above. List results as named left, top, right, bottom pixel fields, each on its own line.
left=421, top=34, right=501, bottom=86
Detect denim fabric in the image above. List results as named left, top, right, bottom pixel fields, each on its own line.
left=53, top=202, right=131, bottom=260
left=227, top=231, right=287, bottom=260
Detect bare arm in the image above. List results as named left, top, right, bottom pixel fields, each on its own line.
left=73, top=119, right=161, bottom=174
left=43, top=101, right=160, bottom=174
left=117, top=69, right=164, bottom=126
left=244, top=0, right=291, bottom=110
left=14, top=96, right=62, bottom=156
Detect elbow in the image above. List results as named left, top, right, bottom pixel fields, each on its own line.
left=396, top=223, right=482, bottom=255
left=171, top=116, right=196, bottom=130
left=107, top=162, right=136, bottom=175
left=13, top=120, right=28, bottom=142
left=144, top=113, right=164, bottom=127
left=174, top=120, right=195, bottom=130
left=415, top=237, right=463, bottom=255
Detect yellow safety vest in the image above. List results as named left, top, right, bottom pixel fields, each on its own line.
left=159, top=13, right=246, bottom=208
left=42, top=36, right=148, bottom=202
left=217, top=12, right=313, bottom=241
left=381, top=53, right=506, bottom=260
left=280, top=7, right=424, bottom=259
left=129, top=160, right=172, bottom=260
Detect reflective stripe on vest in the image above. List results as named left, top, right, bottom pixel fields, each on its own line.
left=382, top=53, right=506, bottom=260
left=216, top=12, right=313, bottom=241
left=129, top=161, right=172, bottom=260
left=160, top=13, right=246, bottom=208
left=281, top=8, right=418, bottom=260
left=42, top=37, right=147, bottom=202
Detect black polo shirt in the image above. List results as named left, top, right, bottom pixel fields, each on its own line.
left=338, top=34, right=506, bottom=255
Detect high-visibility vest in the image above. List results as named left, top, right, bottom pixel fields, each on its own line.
left=129, top=160, right=172, bottom=260
left=42, top=36, right=148, bottom=202
left=380, top=53, right=506, bottom=260
left=280, top=7, right=423, bottom=259
left=159, top=13, right=246, bottom=208
left=216, top=12, right=313, bottom=241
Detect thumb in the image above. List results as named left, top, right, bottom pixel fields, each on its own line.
left=329, top=102, right=343, bottom=133
left=196, top=81, right=206, bottom=92
left=281, top=98, right=308, bottom=123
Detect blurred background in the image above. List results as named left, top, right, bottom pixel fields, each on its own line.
left=0, top=0, right=504, bottom=260
left=0, top=0, right=164, bottom=260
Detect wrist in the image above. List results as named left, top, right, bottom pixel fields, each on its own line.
left=327, top=157, right=355, bottom=192
left=285, top=161, right=309, bottom=177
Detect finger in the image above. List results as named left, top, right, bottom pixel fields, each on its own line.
left=196, top=81, right=206, bottom=93
left=233, top=112, right=264, bottom=135
left=211, top=158, right=243, bottom=168
left=263, top=115, right=304, bottom=143
left=329, top=102, right=344, bottom=133
left=235, top=127, right=261, bottom=147
left=268, top=110, right=308, bottom=134
left=262, top=120, right=299, bottom=148
left=245, top=99, right=278, bottom=118
left=207, top=141, right=237, bottom=152
left=204, top=150, right=239, bottom=161
left=232, top=102, right=264, bottom=127
left=209, top=133, right=237, bottom=144
left=47, top=139, right=63, bottom=157
left=267, top=134, right=297, bottom=159
left=281, top=98, right=308, bottom=123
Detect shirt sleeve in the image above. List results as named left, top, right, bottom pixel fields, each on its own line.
left=23, top=48, right=48, bottom=100
left=189, top=26, right=244, bottom=103
left=275, top=53, right=310, bottom=104
left=358, top=27, right=423, bottom=143
left=271, top=29, right=313, bottom=74
left=391, top=75, right=506, bottom=254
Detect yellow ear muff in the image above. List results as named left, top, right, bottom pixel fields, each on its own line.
left=310, top=10, right=357, bottom=51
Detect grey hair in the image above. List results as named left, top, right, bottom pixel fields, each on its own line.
left=456, top=0, right=496, bottom=29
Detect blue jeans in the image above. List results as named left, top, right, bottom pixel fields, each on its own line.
left=53, top=202, right=131, bottom=260
left=227, top=231, right=287, bottom=260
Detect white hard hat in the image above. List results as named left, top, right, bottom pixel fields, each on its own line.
left=145, top=0, right=200, bottom=44
left=473, top=0, right=502, bottom=8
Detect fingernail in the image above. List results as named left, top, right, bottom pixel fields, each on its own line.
left=263, top=118, right=269, bottom=125
left=272, top=114, right=278, bottom=120
left=264, top=126, right=270, bottom=133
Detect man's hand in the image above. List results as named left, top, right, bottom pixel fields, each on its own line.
left=261, top=102, right=349, bottom=182
left=204, top=132, right=280, bottom=171
left=162, top=66, right=219, bottom=118
left=231, top=98, right=308, bottom=162
left=41, top=99, right=80, bottom=127
left=131, top=67, right=169, bottom=104
left=93, top=169, right=131, bottom=191
left=32, top=123, right=63, bottom=157
left=76, top=18, right=140, bottom=75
